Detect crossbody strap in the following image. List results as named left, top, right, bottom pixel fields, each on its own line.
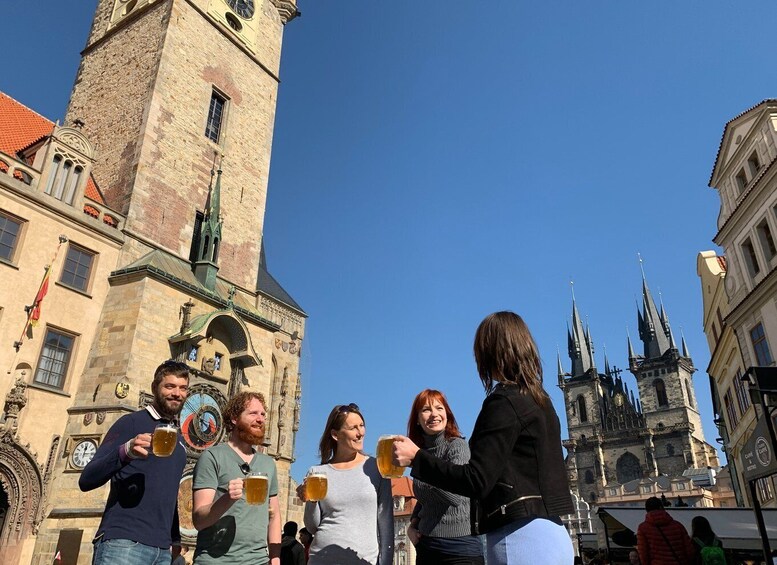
left=655, top=524, right=683, bottom=564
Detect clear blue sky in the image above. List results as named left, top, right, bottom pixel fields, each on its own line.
left=4, top=1, right=777, bottom=481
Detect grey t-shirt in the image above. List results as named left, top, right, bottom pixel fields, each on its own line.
left=193, top=443, right=278, bottom=565
left=303, top=457, right=393, bottom=565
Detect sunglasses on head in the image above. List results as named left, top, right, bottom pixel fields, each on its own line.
left=240, top=462, right=251, bottom=476
left=337, top=403, right=360, bottom=414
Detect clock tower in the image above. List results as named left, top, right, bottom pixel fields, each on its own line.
left=30, top=1, right=306, bottom=562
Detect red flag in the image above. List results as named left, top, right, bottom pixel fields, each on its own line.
left=30, top=266, right=51, bottom=326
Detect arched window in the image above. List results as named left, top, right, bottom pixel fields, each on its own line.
left=577, top=395, right=588, bottom=423
left=616, top=452, right=643, bottom=484
left=684, top=379, right=695, bottom=408
left=212, top=237, right=219, bottom=263
left=584, top=470, right=594, bottom=484
left=654, top=379, right=668, bottom=407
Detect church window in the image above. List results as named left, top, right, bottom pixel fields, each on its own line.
left=751, top=323, right=773, bottom=366
left=212, top=237, right=220, bottom=262
left=188, top=345, right=199, bottom=362
left=734, top=369, right=751, bottom=414
left=757, top=219, right=777, bottom=261
left=756, top=477, right=774, bottom=503
left=577, top=396, right=588, bottom=423
left=60, top=244, right=95, bottom=292
left=742, top=238, right=761, bottom=277
left=584, top=470, right=594, bottom=484
left=654, top=379, right=668, bottom=407
left=205, top=90, right=227, bottom=143
left=616, top=452, right=642, bottom=484
left=666, top=443, right=675, bottom=456
left=684, top=379, right=695, bottom=408
left=34, top=327, right=76, bottom=390
left=0, top=211, right=23, bottom=262
left=723, top=388, right=739, bottom=428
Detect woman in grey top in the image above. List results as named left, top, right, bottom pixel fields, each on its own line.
left=407, top=390, right=484, bottom=565
left=300, top=403, right=393, bottom=564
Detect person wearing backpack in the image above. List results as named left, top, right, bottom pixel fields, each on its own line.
left=636, top=497, right=694, bottom=565
left=691, top=516, right=726, bottom=565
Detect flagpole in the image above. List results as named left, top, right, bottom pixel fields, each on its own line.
left=7, top=235, right=68, bottom=374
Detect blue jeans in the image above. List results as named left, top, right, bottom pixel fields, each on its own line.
left=486, top=517, right=573, bottom=565
left=93, top=538, right=172, bottom=565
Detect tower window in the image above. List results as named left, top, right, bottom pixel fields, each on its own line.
left=741, top=237, right=761, bottom=277
left=684, top=379, right=695, bottom=408
left=758, top=219, right=777, bottom=261
left=205, top=90, right=227, bottom=143
left=577, top=395, right=588, bottom=423
left=190, top=210, right=204, bottom=262
left=654, top=379, right=668, bottom=407
left=750, top=322, right=773, bottom=366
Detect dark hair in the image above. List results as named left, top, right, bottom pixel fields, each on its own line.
left=645, top=496, right=662, bottom=512
left=223, top=391, right=267, bottom=432
left=299, top=528, right=312, bottom=541
left=407, top=389, right=463, bottom=446
left=151, top=360, right=190, bottom=392
left=318, top=404, right=364, bottom=464
left=473, top=311, right=547, bottom=407
left=283, top=521, right=298, bottom=536
left=691, top=515, right=715, bottom=544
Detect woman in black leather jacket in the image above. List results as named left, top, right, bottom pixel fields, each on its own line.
left=393, top=311, right=574, bottom=565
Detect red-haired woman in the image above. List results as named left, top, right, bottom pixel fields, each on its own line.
left=406, top=390, right=484, bottom=565
left=394, top=312, right=574, bottom=565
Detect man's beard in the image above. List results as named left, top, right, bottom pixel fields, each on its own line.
left=154, top=389, right=184, bottom=420
left=236, top=419, right=265, bottom=445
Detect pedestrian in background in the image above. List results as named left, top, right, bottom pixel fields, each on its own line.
left=636, top=496, right=693, bottom=565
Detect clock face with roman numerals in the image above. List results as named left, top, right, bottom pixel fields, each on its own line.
left=227, top=0, right=254, bottom=19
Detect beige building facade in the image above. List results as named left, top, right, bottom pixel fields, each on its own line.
left=701, top=99, right=777, bottom=510
left=0, top=1, right=306, bottom=563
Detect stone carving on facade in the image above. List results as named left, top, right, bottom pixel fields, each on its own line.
left=292, top=377, right=301, bottom=433
left=96, top=411, right=106, bottom=425
left=83, top=412, right=93, bottom=426
left=201, top=357, right=217, bottom=375
left=277, top=368, right=289, bottom=450
left=43, top=436, right=60, bottom=487
left=2, top=379, right=27, bottom=434
left=0, top=377, right=46, bottom=559
left=180, top=299, right=195, bottom=334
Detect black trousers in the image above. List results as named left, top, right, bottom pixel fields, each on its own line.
left=415, top=543, right=485, bottom=565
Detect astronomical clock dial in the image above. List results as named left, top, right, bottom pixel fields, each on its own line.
left=72, top=439, right=97, bottom=469
left=180, top=386, right=226, bottom=451
left=227, top=0, right=254, bottom=19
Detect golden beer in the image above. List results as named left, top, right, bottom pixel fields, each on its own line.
left=377, top=435, right=404, bottom=479
left=152, top=424, right=177, bottom=457
left=244, top=474, right=269, bottom=505
left=305, top=473, right=328, bottom=502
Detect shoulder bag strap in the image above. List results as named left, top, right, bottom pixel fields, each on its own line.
left=655, top=524, right=683, bottom=564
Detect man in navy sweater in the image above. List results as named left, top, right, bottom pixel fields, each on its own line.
left=80, top=360, right=190, bottom=565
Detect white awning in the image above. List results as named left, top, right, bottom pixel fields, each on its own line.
left=597, top=506, right=777, bottom=551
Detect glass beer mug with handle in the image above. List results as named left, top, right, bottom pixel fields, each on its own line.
left=376, top=435, right=405, bottom=479
left=244, top=472, right=269, bottom=505
left=304, top=470, right=328, bottom=502
left=152, top=423, right=178, bottom=457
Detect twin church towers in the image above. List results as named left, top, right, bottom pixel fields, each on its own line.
left=558, top=272, right=718, bottom=505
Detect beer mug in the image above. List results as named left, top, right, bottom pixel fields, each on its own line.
left=304, top=471, right=328, bottom=502
left=376, top=435, right=404, bottom=479
left=244, top=472, right=269, bottom=505
left=152, top=423, right=178, bottom=457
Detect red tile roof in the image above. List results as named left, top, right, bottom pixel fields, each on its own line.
left=0, top=91, right=105, bottom=205
left=391, top=476, right=415, bottom=497
left=0, top=92, right=52, bottom=156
